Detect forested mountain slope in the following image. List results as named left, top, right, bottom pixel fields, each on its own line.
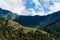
left=0, top=17, right=57, bottom=40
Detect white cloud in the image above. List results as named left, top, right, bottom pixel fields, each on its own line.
left=0, top=0, right=25, bottom=15
left=26, top=8, right=47, bottom=16
left=0, top=0, right=46, bottom=16
left=54, top=0, right=60, bottom=2
left=0, top=0, right=60, bottom=16
left=49, top=2, right=60, bottom=14
left=33, top=0, right=44, bottom=12
left=29, top=0, right=46, bottom=16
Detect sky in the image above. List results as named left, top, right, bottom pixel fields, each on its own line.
left=0, top=0, right=60, bottom=16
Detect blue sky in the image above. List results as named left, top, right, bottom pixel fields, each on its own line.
left=23, top=0, right=54, bottom=13
left=0, top=0, right=60, bottom=16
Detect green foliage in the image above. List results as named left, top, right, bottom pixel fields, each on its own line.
left=38, top=11, right=60, bottom=39
left=0, top=17, right=58, bottom=40
left=43, top=21, right=60, bottom=39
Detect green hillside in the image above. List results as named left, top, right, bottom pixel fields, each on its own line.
left=43, top=19, right=60, bottom=39
left=0, top=17, right=58, bottom=40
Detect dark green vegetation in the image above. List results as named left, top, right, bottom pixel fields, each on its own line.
left=0, top=8, right=60, bottom=40
left=0, top=17, right=58, bottom=40
left=38, top=11, right=60, bottom=39
left=14, top=11, right=60, bottom=39
left=14, top=15, right=46, bottom=27
left=43, top=19, right=60, bottom=40
left=14, top=11, right=60, bottom=28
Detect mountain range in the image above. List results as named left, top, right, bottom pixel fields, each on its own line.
left=0, top=8, right=60, bottom=40
left=0, top=8, right=17, bottom=20
left=0, top=15, right=58, bottom=40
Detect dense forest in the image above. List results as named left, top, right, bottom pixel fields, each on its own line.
left=0, top=8, right=60, bottom=40
left=0, top=17, right=58, bottom=40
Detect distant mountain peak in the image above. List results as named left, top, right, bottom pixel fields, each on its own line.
left=0, top=8, right=17, bottom=20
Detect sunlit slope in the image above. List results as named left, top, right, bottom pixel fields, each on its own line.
left=0, top=18, right=58, bottom=40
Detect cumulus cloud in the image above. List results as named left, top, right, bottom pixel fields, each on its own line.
left=49, top=2, right=60, bottom=14
left=0, top=0, right=25, bottom=15
left=0, top=0, right=60, bottom=16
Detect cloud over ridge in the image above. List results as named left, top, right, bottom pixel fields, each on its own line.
left=0, top=0, right=60, bottom=16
